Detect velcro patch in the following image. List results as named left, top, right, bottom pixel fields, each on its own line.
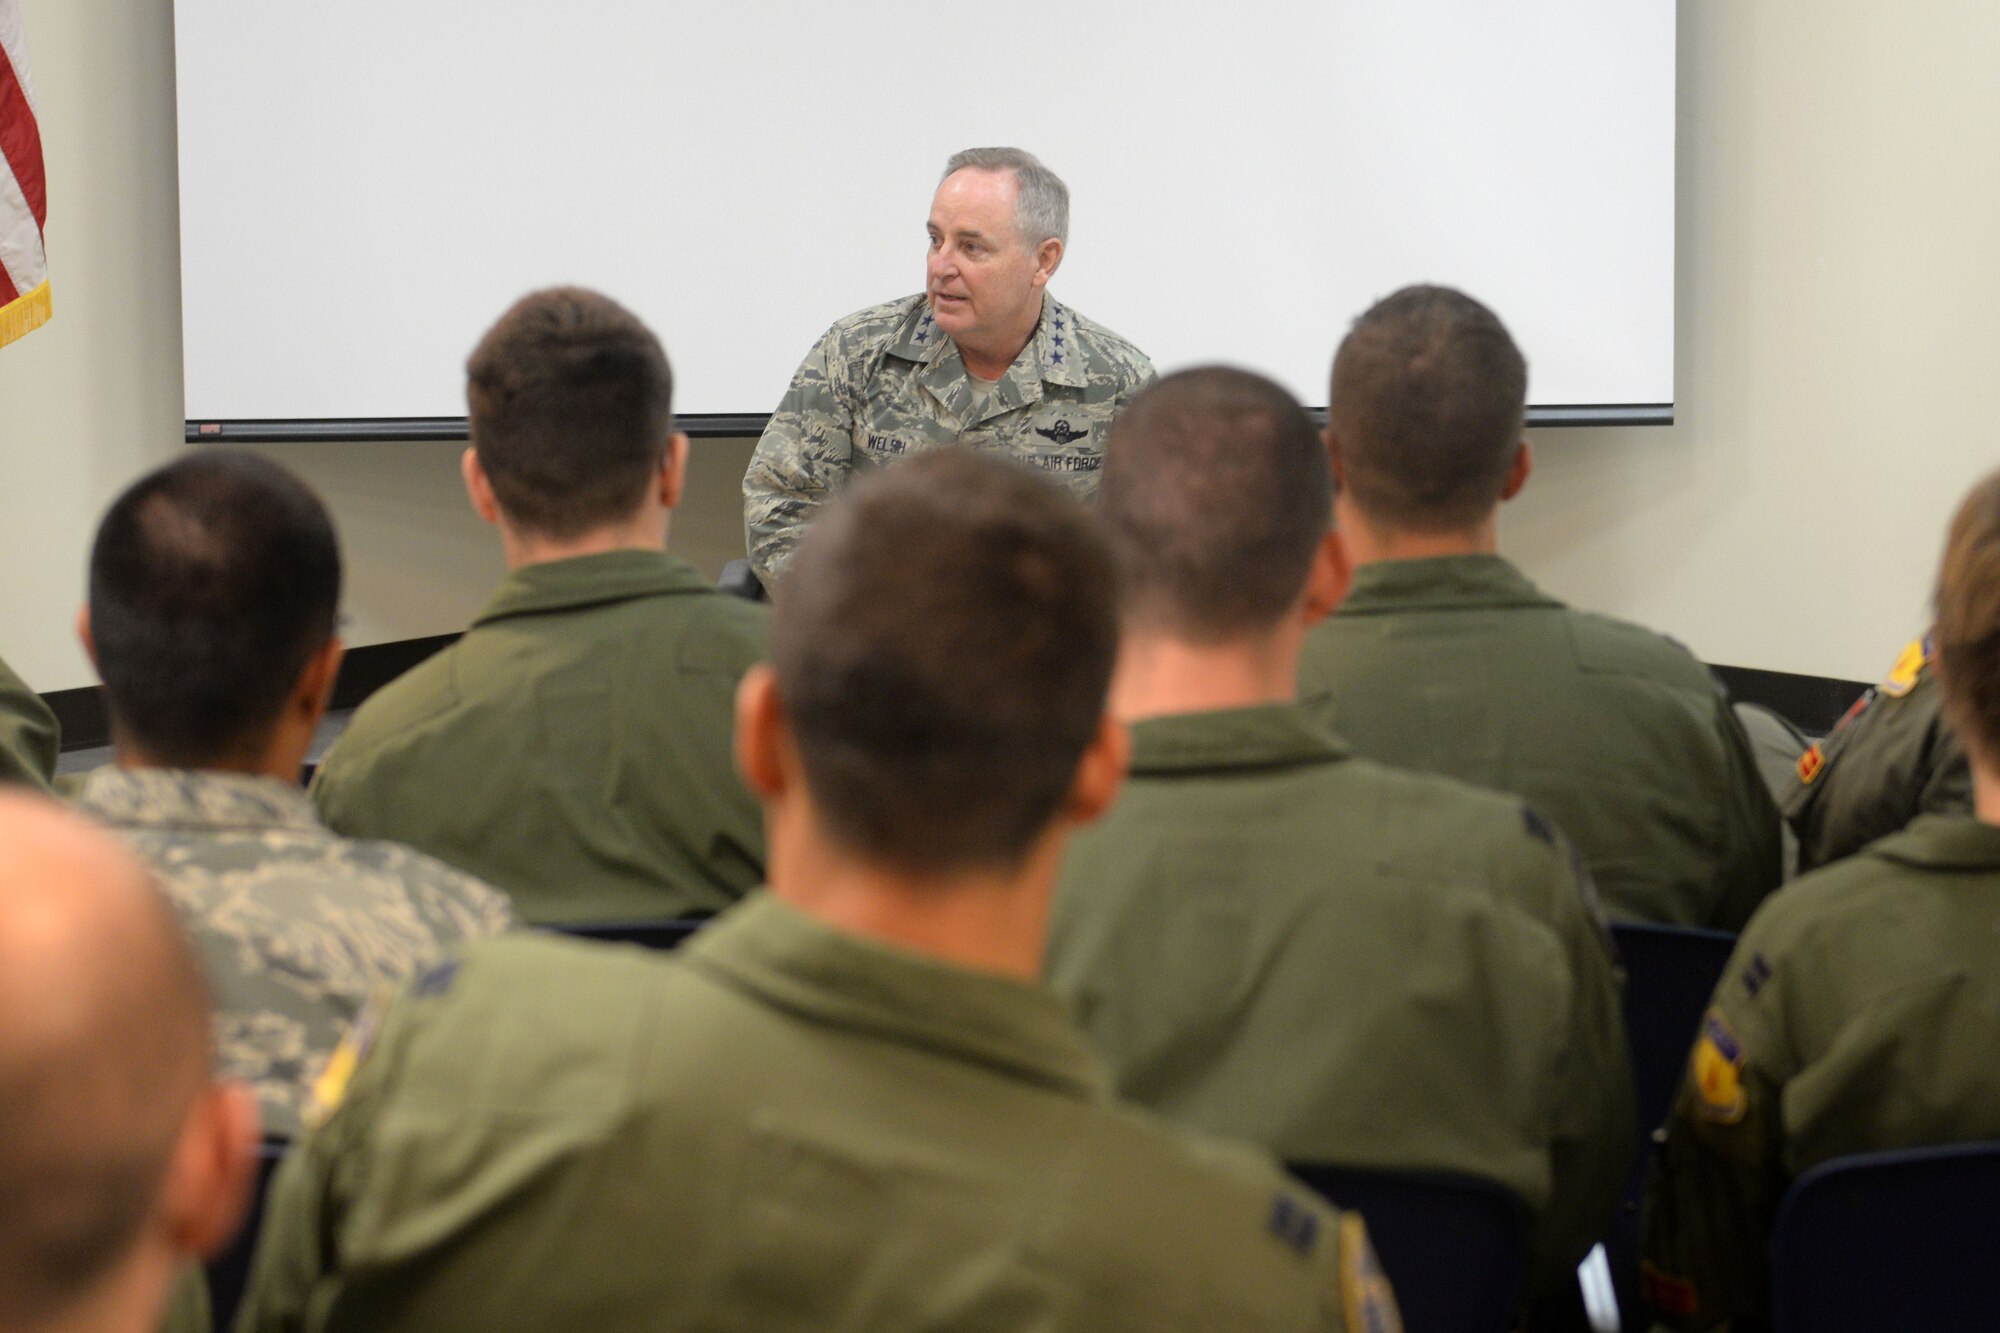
left=1880, top=637, right=1928, bottom=699
left=1796, top=744, right=1825, bottom=785
left=1339, top=1213, right=1403, bottom=1333
left=1692, top=1009, right=1748, bottom=1124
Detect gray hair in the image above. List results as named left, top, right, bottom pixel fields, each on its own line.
left=941, top=147, right=1069, bottom=248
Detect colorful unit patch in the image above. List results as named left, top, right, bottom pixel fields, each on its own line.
left=1339, top=1214, right=1403, bottom=1333
left=1795, top=744, right=1825, bottom=785
left=1880, top=637, right=1929, bottom=699
left=1692, top=1010, right=1748, bottom=1124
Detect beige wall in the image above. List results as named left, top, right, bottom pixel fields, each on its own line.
left=3, top=1, right=1995, bottom=693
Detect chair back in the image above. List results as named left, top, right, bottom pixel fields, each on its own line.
left=1288, top=1163, right=1528, bottom=1333
left=1610, top=921, right=1738, bottom=1133
left=1771, top=1140, right=2000, bottom=1333
left=205, top=1138, right=288, bottom=1332
left=545, top=917, right=707, bottom=950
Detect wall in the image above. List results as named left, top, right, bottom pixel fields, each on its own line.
left=3, top=1, right=1996, bottom=693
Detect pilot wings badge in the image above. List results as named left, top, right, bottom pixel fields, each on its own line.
left=1034, top=419, right=1089, bottom=445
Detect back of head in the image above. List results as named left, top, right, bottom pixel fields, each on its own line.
left=1328, top=284, right=1528, bottom=532
left=0, top=791, right=213, bottom=1329
left=941, top=147, right=1069, bottom=247
left=1934, top=469, right=2000, bottom=765
left=466, top=286, right=674, bottom=539
left=90, top=451, right=341, bottom=767
left=773, top=451, right=1117, bottom=874
left=1101, top=366, right=1330, bottom=640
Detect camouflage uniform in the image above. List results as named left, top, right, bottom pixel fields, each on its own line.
left=743, top=293, right=1155, bottom=585
left=0, top=652, right=58, bottom=790
left=1781, top=636, right=1971, bottom=874
left=73, top=768, right=513, bottom=1138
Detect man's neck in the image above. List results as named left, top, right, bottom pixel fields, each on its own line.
left=114, top=738, right=309, bottom=787
left=951, top=303, right=1043, bottom=382
left=1110, top=626, right=1301, bottom=723
left=500, top=515, right=668, bottom=571
left=1972, top=758, right=2000, bottom=826
left=764, top=806, right=1059, bottom=982
left=1334, top=496, right=1500, bottom=568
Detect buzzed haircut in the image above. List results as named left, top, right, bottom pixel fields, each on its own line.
left=1101, top=366, right=1330, bottom=640
left=0, top=794, right=213, bottom=1325
left=466, top=286, right=675, bottom=539
left=1935, top=468, right=2000, bottom=763
left=1328, top=284, right=1529, bottom=532
left=773, top=451, right=1118, bottom=874
left=89, top=451, right=341, bottom=766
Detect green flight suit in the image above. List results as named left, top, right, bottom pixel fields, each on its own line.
left=160, top=1268, right=210, bottom=1333
left=0, top=651, right=58, bottom=790
left=1641, top=816, right=2000, bottom=1328
left=1046, top=703, right=1634, bottom=1299
left=236, top=893, right=1400, bottom=1333
left=1780, top=636, right=1970, bottom=875
left=312, top=551, right=768, bottom=924
left=1297, top=555, right=1782, bottom=930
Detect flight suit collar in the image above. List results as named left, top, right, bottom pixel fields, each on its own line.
left=471, top=549, right=714, bottom=628
left=685, top=892, right=1110, bottom=1101
left=890, top=294, right=1089, bottom=426
left=1868, top=814, right=2000, bottom=872
left=1126, top=699, right=1351, bottom=777
left=76, top=766, right=326, bottom=835
left=1339, top=553, right=1566, bottom=615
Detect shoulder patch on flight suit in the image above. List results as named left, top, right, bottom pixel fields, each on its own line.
left=1338, top=1213, right=1403, bottom=1333
left=1795, top=743, right=1825, bottom=785
left=1879, top=637, right=1930, bottom=699
left=1691, top=1009, right=1748, bottom=1124
left=1268, top=1191, right=1321, bottom=1256
left=307, top=985, right=390, bottom=1129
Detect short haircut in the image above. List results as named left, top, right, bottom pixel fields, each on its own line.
left=773, top=451, right=1117, bottom=873
left=465, top=287, right=674, bottom=539
left=1934, top=468, right=2000, bottom=762
left=0, top=793, right=213, bottom=1325
left=1328, top=284, right=1528, bottom=532
left=1101, top=366, right=1331, bottom=640
left=942, top=147, right=1069, bottom=247
left=89, top=451, right=341, bottom=766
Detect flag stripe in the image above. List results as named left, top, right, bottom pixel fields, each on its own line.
left=0, top=24, right=44, bottom=230
left=0, top=145, right=41, bottom=297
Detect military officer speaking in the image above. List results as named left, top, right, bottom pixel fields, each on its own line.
left=742, top=146, right=1155, bottom=588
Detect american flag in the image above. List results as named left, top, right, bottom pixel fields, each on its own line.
left=0, top=0, right=48, bottom=350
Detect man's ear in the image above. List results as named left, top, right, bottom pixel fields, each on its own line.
left=1032, top=237, right=1064, bottom=287
left=461, top=447, right=502, bottom=525
left=734, top=665, right=789, bottom=801
left=162, top=1080, right=260, bottom=1263
left=76, top=607, right=97, bottom=672
left=1500, top=440, right=1533, bottom=501
left=1299, top=530, right=1352, bottom=628
left=294, top=638, right=345, bottom=723
left=658, top=433, right=690, bottom=511
left=1059, top=714, right=1129, bottom=829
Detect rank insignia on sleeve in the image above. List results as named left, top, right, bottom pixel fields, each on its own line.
left=1796, top=744, right=1825, bottom=785
left=1268, top=1191, right=1320, bottom=1256
left=1881, top=637, right=1929, bottom=698
left=1339, top=1214, right=1404, bottom=1333
left=1692, top=1009, right=1748, bottom=1124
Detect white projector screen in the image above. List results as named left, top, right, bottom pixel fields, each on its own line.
left=173, top=1, right=1674, bottom=435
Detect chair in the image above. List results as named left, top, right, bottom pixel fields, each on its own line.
left=1771, top=1141, right=2000, bottom=1332
left=1601, top=922, right=1738, bottom=1327
left=717, top=558, right=766, bottom=602
left=205, top=1138, right=289, bottom=1332
left=545, top=917, right=708, bottom=950
left=1288, top=1163, right=1528, bottom=1333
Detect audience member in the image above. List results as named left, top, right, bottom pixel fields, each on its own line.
left=743, top=147, right=1155, bottom=588
left=313, top=287, right=768, bottom=923
left=1781, top=634, right=1970, bottom=873
left=1296, top=285, right=1782, bottom=929
left=238, top=452, right=1398, bottom=1333
left=1643, top=467, right=2000, bottom=1327
left=1045, top=367, right=1633, bottom=1299
left=0, top=652, right=59, bottom=790
left=72, top=452, right=512, bottom=1136
left=0, top=790, right=256, bottom=1333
